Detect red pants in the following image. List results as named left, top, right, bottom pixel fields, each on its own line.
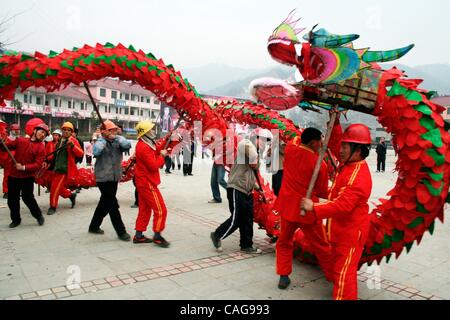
left=331, top=244, right=364, bottom=300
left=276, top=218, right=333, bottom=281
left=50, top=173, right=72, bottom=208
left=135, top=183, right=167, bottom=233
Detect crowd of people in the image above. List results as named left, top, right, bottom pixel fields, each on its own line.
left=0, top=114, right=377, bottom=300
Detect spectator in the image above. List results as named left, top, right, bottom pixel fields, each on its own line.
left=376, top=137, right=387, bottom=173
left=85, top=139, right=93, bottom=166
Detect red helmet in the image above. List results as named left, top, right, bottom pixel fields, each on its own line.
left=10, top=124, right=20, bottom=131
left=342, top=124, right=371, bottom=145
left=34, top=123, right=50, bottom=135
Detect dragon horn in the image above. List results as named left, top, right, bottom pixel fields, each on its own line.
left=362, top=44, right=415, bottom=63
left=283, top=9, right=297, bottom=23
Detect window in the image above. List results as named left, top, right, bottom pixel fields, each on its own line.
left=36, top=97, right=42, bottom=105
left=125, top=93, right=130, bottom=101
left=146, top=98, right=151, bottom=104
left=120, top=93, right=123, bottom=99
left=124, top=108, right=129, bottom=115
left=100, top=88, right=106, bottom=97
left=104, top=106, right=108, bottom=113
left=29, top=95, right=33, bottom=104
left=24, top=94, right=28, bottom=103
left=54, top=99, right=58, bottom=107
left=45, top=100, right=49, bottom=106
left=140, top=97, right=144, bottom=103
left=154, top=99, right=160, bottom=105
left=116, top=108, right=119, bottom=114
left=447, top=108, right=450, bottom=115
left=111, top=91, right=117, bottom=99
left=140, top=110, right=143, bottom=116
left=68, top=101, right=72, bottom=108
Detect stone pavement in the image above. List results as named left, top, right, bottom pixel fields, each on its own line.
left=0, top=146, right=448, bottom=300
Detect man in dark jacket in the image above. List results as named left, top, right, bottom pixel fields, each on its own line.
left=88, top=120, right=132, bottom=241
left=376, top=137, right=387, bottom=173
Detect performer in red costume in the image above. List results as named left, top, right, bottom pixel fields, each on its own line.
left=1, top=122, right=48, bottom=228
left=133, top=120, right=171, bottom=248
left=274, top=127, right=336, bottom=290
left=301, top=123, right=373, bottom=300
left=47, top=122, right=83, bottom=215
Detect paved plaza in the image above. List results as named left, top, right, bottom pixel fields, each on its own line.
left=0, top=146, right=448, bottom=300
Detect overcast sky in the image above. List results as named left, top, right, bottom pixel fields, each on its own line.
left=2, top=0, right=449, bottom=71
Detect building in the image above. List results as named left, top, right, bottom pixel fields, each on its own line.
left=0, top=78, right=162, bottom=136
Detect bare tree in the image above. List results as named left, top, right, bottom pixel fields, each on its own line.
left=0, top=10, right=31, bottom=52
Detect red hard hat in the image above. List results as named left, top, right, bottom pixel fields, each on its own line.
left=342, top=124, right=372, bottom=145
left=101, top=120, right=118, bottom=132
left=34, top=123, right=50, bottom=135
left=10, top=124, right=20, bottom=130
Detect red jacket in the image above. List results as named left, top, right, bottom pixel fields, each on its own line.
left=3, top=137, right=45, bottom=178
left=135, top=140, right=165, bottom=187
left=54, top=137, right=84, bottom=178
left=0, top=137, right=15, bottom=169
left=273, top=136, right=329, bottom=224
left=45, top=141, right=56, bottom=156
left=314, top=160, right=372, bottom=246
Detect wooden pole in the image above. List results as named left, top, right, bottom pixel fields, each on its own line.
left=83, top=82, right=105, bottom=128
left=300, top=108, right=339, bottom=216
left=45, top=142, right=68, bottom=160
left=0, top=139, right=17, bottom=165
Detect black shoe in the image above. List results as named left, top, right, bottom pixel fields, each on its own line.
left=133, top=236, right=153, bottom=244
left=178, top=165, right=181, bottom=170
left=240, top=247, right=262, bottom=254
left=47, top=207, right=56, bottom=215
left=3, top=193, right=8, bottom=199
left=9, top=221, right=20, bottom=228
left=278, top=276, right=291, bottom=290
left=210, top=232, right=223, bottom=252
left=89, top=228, right=105, bottom=235
left=208, top=199, right=222, bottom=204
left=37, top=216, right=45, bottom=226
left=188, top=173, right=193, bottom=176
left=69, top=193, right=77, bottom=208
left=153, top=235, right=170, bottom=248
left=118, top=233, right=131, bottom=242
